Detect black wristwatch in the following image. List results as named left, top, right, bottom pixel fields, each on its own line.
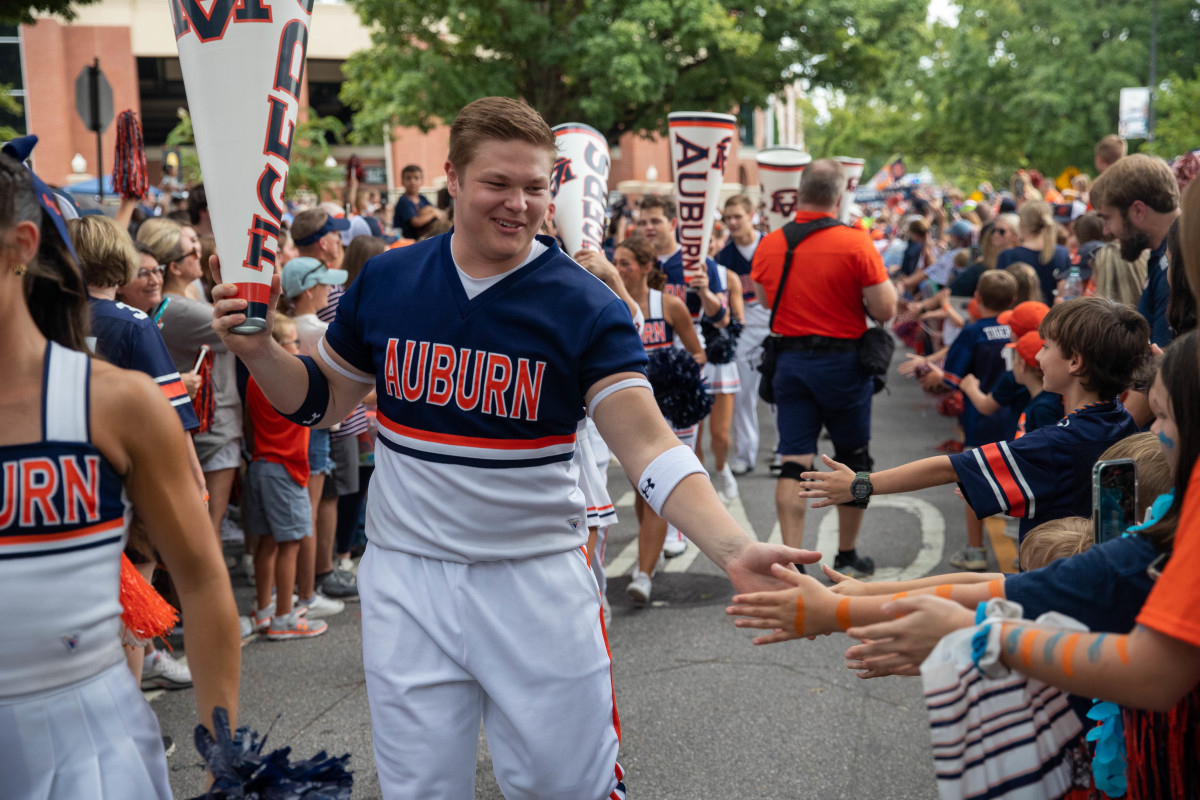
left=850, top=471, right=873, bottom=508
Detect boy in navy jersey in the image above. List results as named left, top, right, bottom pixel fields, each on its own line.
left=211, top=97, right=815, bottom=799
left=798, top=297, right=1150, bottom=548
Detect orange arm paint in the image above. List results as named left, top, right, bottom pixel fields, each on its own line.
left=835, top=598, right=853, bottom=631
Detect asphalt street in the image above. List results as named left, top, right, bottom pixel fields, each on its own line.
left=156, top=349, right=997, bottom=799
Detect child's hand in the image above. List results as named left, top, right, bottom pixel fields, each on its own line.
left=898, top=353, right=927, bottom=378
left=918, top=366, right=945, bottom=392
left=726, top=563, right=835, bottom=644
left=844, top=595, right=976, bottom=675
left=795, top=454, right=855, bottom=507
left=823, top=563, right=867, bottom=596
left=846, top=644, right=922, bottom=679
left=959, top=374, right=980, bottom=396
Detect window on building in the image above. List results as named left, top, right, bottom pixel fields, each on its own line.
left=0, top=25, right=27, bottom=137
left=738, top=102, right=755, bottom=150
left=137, top=57, right=189, bottom=146
left=307, top=59, right=370, bottom=142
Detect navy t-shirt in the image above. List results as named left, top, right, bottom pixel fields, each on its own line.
left=88, top=297, right=200, bottom=431
left=1137, top=241, right=1172, bottom=347
left=996, top=245, right=1071, bottom=306
left=1017, top=390, right=1064, bottom=437
left=716, top=234, right=762, bottom=307
left=1005, top=533, right=1160, bottom=723
left=990, top=371, right=1030, bottom=413
left=950, top=400, right=1138, bottom=541
left=942, top=316, right=1016, bottom=446
left=392, top=194, right=432, bottom=239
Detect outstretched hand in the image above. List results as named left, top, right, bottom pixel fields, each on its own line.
left=795, top=454, right=855, bottom=507
left=726, top=562, right=834, bottom=645
left=723, top=541, right=820, bottom=599
left=842, top=594, right=975, bottom=676
left=823, top=563, right=867, bottom=596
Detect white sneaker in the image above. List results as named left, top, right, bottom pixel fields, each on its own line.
left=626, top=570, right=652, bottom=605
left=335, top=556, right=355, bottom=574
left=949, top=546, right=988, bottom=572
left=297, top=592, right=345, bottom=619
left=266, top=610, right=328, bottom=641
left=141, top=649, right=193, bottom=690
left=240, top=553, right=255, bottom=586
left=250, top=602, right=275, bottom=634
left=663, top=536, right=688, bottom=559
left=715, top=464, right=739, bottom=501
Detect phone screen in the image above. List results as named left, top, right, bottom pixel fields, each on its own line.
left=1093, top=459, right=1137, bottom=544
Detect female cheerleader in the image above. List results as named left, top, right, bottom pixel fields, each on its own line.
left=0, top=151, right=239, bottom=799
left=613, top=235, right=705, bottom=605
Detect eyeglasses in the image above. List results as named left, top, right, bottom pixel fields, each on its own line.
left=136, top=265, right=166, bottom=280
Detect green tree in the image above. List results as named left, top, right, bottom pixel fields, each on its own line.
left=913, top=0, right=1200, bottom=176
left=3, top=0, right=102, bottom=25
left=166, top=108, right=345, bottom=199
left=0, top=84, right=23, bottom=141
left=340, top=0, right=927, bottom=143
left=1143, top=67, right=1200, bottom=159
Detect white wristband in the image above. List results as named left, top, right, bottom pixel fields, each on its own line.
left=587, top=377, right=653, bottom=417
left=638, top=445, right=707, bottom=515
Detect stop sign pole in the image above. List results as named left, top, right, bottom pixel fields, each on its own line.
left=74, top=58, right=114, bottom=201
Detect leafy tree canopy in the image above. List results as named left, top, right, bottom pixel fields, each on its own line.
left=341, top=0, right=928, bottom=143
left=3, top=0, right=101, bottom=26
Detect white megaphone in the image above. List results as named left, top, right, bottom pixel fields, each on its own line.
left=756, top=147, right=811, bottom=231
left=667, top=111, right=736, bottom=283
left=550, top=123, right=610, bottom=255
left=169, top=0, right=315, bottom=333
left=835, top=156, right=866, bottom=224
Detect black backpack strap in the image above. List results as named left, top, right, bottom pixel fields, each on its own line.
left=768, top=217, right=846, bottom=334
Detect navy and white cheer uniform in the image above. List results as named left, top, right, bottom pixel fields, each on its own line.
left=325, top=233, right=642, bottom=799
left=656, top=248, right=739, bottom=396
left=0, top=343, right=170, bottom=800
left=717, top=234, right=768, bottom=468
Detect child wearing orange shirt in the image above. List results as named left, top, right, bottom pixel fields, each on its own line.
left=246, top=316, right=326, bottom=640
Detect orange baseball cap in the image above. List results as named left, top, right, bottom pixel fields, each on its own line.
left=1006, top=330, right=1044, bottom=370
left=998, top=301, right=1051, bottom=338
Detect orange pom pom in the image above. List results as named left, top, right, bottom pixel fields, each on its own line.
left=119, top=552, right=178, bottom=648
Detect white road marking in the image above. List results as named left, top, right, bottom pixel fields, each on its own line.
left=814, top=496, right=945, bottom=581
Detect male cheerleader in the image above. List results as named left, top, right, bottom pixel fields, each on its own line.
left=211, top=96, right=817, bottom=800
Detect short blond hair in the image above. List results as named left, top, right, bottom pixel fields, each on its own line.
left=1019, top=517, right=1092, bottom=571
left=136, top=217, right=186, bottom=266
left=68, top=215, right=139, bottom=288
left=271, top=313, right=296, bottom=346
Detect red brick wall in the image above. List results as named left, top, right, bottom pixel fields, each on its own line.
left=20, top=19, right=140, bottom=187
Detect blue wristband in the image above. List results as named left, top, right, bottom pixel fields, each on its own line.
left=276, top=355, right=329, bottom=427
left=703, top=306, right=727, bottom=324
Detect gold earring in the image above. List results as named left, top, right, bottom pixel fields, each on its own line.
left=13, top=263, right=26, bottom=277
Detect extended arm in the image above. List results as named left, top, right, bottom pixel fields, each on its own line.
left=826, top=563, right=1001, bottom=597
left=589, top=376, right=816, bottom=592
left=209, top=257, right=371, bottom=427
left=727, top=564, right=1006, bottom=644
left=797, top=453, right=959, bottom=507
left=95, top=366, right=240, bottom=734
left=845, top=595, right=1200, bottom=711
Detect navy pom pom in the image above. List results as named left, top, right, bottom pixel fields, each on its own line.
left=190, top=707, right=353, bottom=799
left=701, top=319, right=742, bottom=364
left=646, top=347, right=713, bottom=429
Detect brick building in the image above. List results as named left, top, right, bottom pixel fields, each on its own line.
left=6, top=0, right=773, bottom=204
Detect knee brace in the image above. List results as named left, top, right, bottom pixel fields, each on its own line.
left=777, top=461, right=811, bottom=481
left=834, top=444, right=874, bottom=474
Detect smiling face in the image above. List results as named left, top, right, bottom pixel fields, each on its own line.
left=1035, top=337, right=1078, bottom=395
left=117, top=252, right=164, bottom=313
left=613, top=244, right=650, bottom=293
left=445, top=139, right=553, bottom=274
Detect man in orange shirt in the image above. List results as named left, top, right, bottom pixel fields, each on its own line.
left=751, top=160, right=898, bottom=576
